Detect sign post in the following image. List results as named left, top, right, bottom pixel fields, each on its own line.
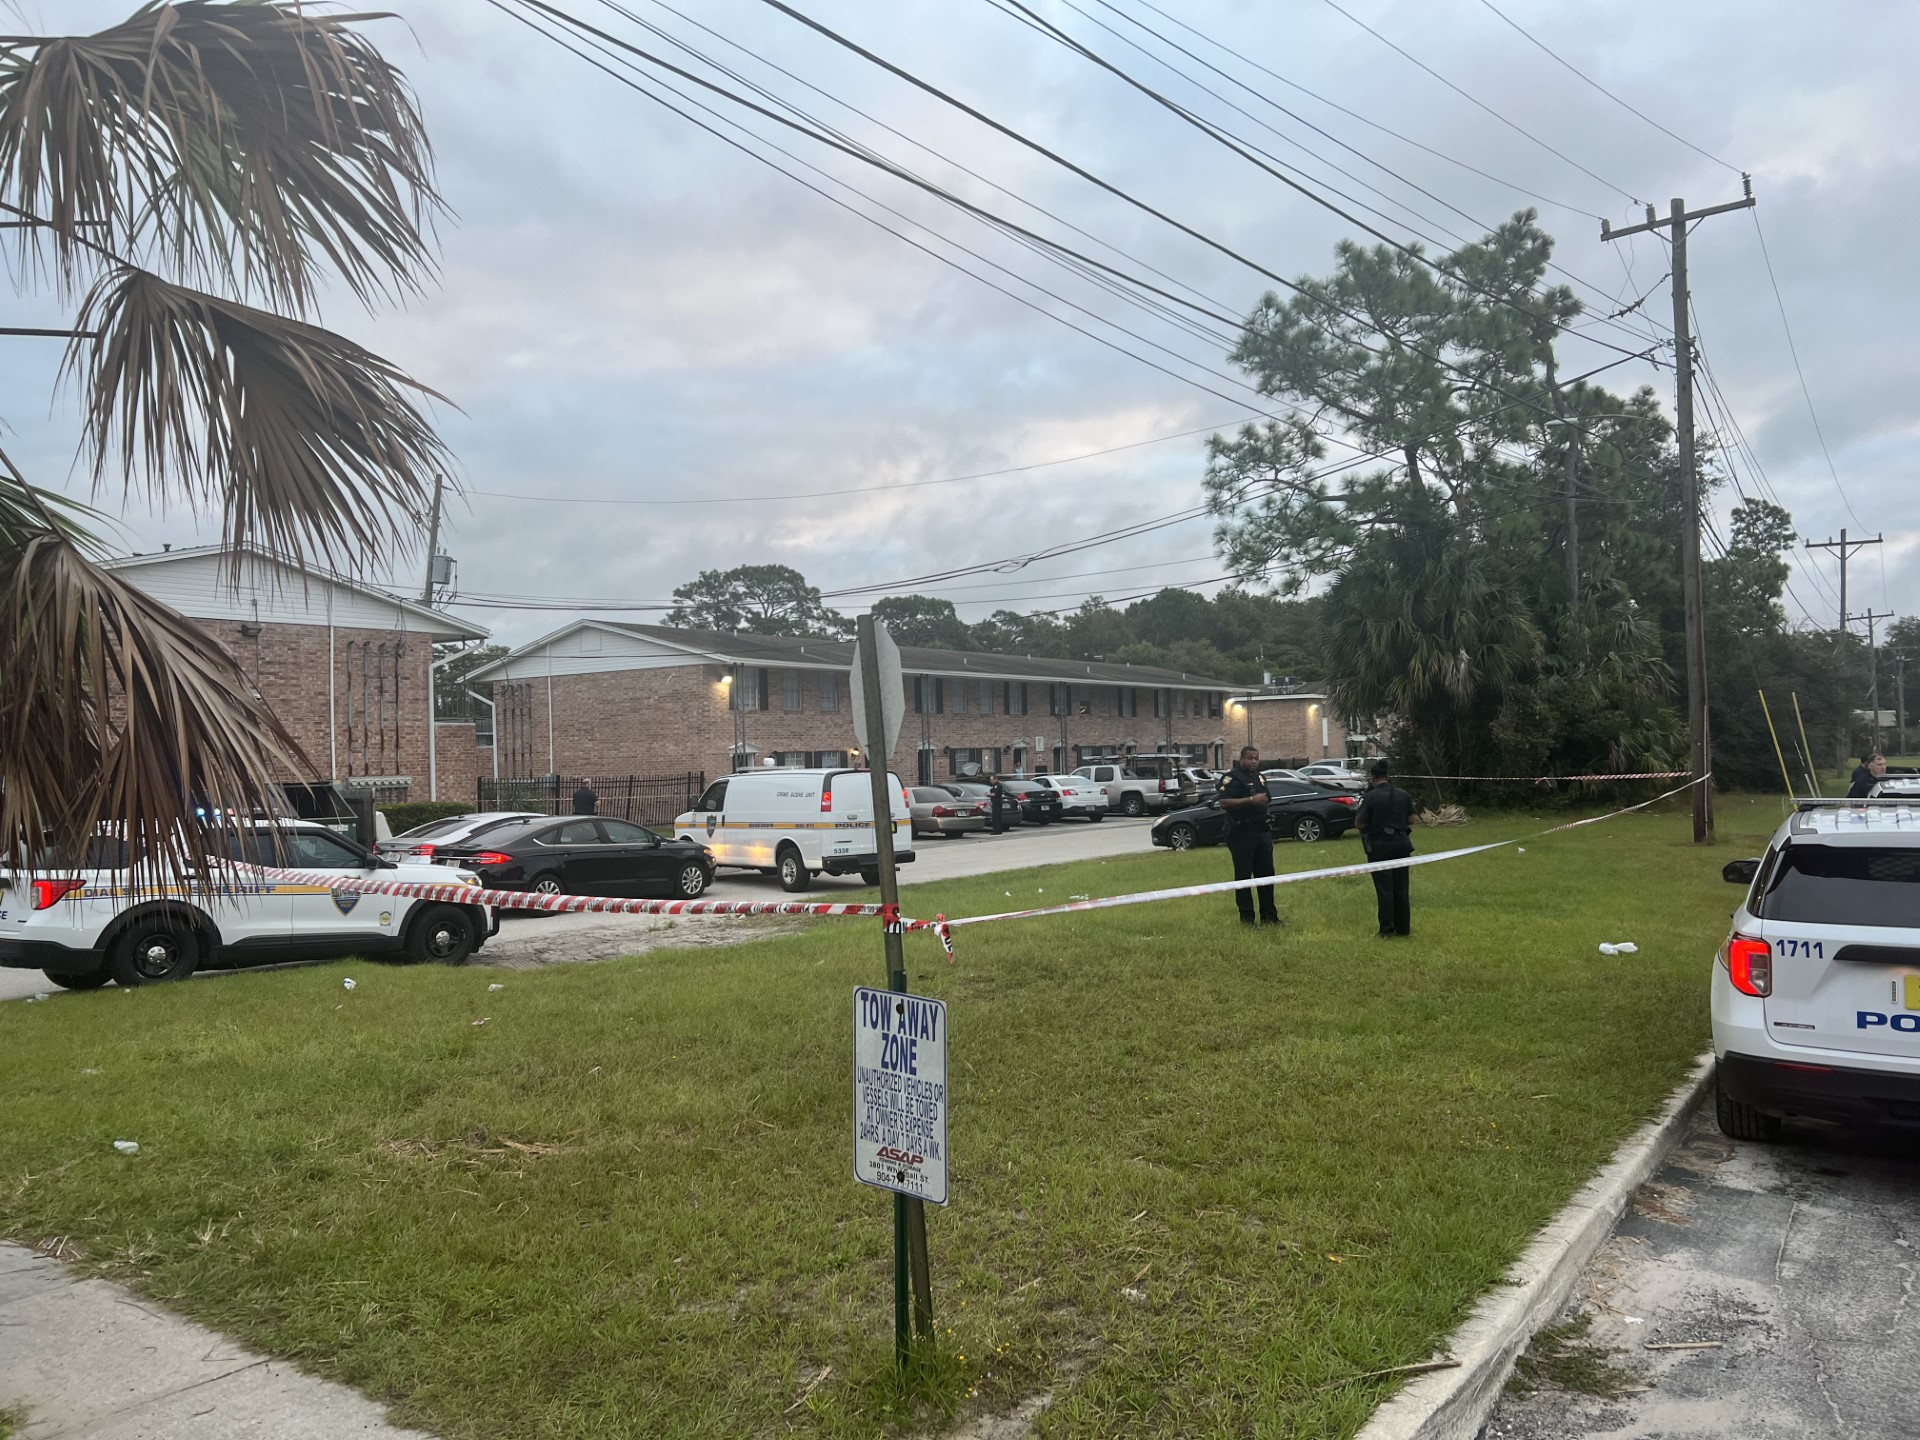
left=852, top=614, right=933, bottom=1369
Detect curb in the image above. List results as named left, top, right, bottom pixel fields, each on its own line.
left=1353, top=1053, right=1715, bottom=1440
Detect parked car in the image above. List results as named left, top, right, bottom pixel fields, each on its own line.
left=1180, top=767, right=1221, bottom=801
left=435, top=816, right=714, bottom=904
left=0, top=820, right=494, bottom=989
left=378, top=810, right=541, bottom=860
left=1071, top=762, right=1175, bottom=816
left=997, top=779, right=1065, bottom=825
left=1122, top=754, right=1202, bottom=808
left=1296, top=761, right=1369, bottom=792
left=1713, top=800, right=1920, bottom=1138
left=1032, top=776, right=1107, bottom=822
left=673, top=767, right=913, bottom=892
left=941, top=782, right=1024, bottom=827
left=909, top=787, right=986, bottom=837
left=1149, top=780, right=1361, bottom=849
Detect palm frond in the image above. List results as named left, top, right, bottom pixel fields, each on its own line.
left=0, top=503, right=306, bottom=885
left=67, top=264, right=451, bottom=574
left=0, top=1, right=439, bottom=309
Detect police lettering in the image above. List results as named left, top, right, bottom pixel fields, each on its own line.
left=1855, top=1010, right=1920, bottom=1032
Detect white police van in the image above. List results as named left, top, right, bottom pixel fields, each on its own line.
left=0, top=820, right=492, bottom=990
left=1713, top=799, right=1920, bottom=1138
left=675, top=767, right=913, bottom=893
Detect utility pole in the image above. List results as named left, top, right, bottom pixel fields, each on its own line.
left=1603, top=180, right=1753, bottom=842
left=1899, top=654, right=1908, bottom=758
left=1804, top=529, right=1882, bottom=632
left=1848, top=609, right=1895, bottom=752
left=420, top=472, right=445, bottom=605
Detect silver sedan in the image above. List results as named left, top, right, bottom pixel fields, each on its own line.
left=909, top=787, right=987, bottom=837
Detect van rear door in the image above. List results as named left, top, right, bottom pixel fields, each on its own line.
left=1756, top=842, right=1920, bottom=1059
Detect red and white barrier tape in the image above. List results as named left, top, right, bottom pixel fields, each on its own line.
left=243, top=776, right=1701, bottom=961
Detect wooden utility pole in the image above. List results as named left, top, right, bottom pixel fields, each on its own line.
left=1804, top=529, right=1882, bottom=632
left=1602, top=181, right=1755, bottom=842
left=420, top=472, right=445, bottom=605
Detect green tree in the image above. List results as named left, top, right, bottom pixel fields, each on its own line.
left=1, top=2, right=446, bottom=880
left=969, top=608, right=1069, bottom=657
left=665, top=565, right=848, bottom=639
left=433, top=643, right=509, bottom=721
left=869, top=594, right=971, bottom=649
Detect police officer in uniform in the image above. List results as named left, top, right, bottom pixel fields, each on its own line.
left=1217, top=745, right=1281, bottom=926
left=1355, top=759, right=1415, bottom=936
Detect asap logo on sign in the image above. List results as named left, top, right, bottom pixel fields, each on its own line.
left=1856, top=1011, right=1920, bottom=1033
left=876, top=1146, right=925, bottom=1168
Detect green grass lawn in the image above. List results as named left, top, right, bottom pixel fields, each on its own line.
left=0, top=797, right=1781, bottom=1439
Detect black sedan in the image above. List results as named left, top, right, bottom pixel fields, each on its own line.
left=997, top=780, right=1065, bottom=825
left=1149, top=781, right=1360, bottom=849
left=435, top=816, right=715, bottom=902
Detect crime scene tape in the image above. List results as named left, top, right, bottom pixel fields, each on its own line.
left=245, top=776, right=1703, bottom=961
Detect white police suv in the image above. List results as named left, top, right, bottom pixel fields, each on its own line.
left=1713, top=799, right=1920, bottom=1138
left=0, top=820, right=493, bottom=990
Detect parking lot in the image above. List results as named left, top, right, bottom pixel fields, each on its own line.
left=1486, top=1108, right=1920, bottom=1439
left=0, top=815, right=1171, bottom=999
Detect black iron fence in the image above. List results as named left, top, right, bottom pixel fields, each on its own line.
left=477, top=773, right=707, bottom=828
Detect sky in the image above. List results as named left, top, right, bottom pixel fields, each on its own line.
left=2, top=0, right=1915, bottom=651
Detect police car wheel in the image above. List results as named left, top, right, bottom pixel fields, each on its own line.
left=1168, top=823, right=1197, bottom=851
left=777, top=846, right=811, bottom=893
left=1122, top=794, right=1146, bottom=817
left=406, top=905, right=477, bottom=966
left=1714, top=1078, right=1782, bottom=1143
left=1293, top=815, right=1325, bottom=843
left=106, top=920, right=200, bottom=987
left=43, top=969, right=110, bottom=991
left=676, top=863, right=708, bottom=898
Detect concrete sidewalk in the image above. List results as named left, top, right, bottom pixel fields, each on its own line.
left=0, top=1245, right=430, bottom=1438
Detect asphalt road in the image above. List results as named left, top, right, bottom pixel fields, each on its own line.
left=1484, top=1105, right=1920, bottom=1440
left=0, top=815, right=1171, bottom=999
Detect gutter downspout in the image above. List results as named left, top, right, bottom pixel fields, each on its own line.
left=546, top=649, right=556, bottom=777
left=326, top=589, right=337, bottom=780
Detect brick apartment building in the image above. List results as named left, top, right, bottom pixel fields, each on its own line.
left=468, top=620, right=1346, bottom=786
left=108, top=545, right=489, bottom=801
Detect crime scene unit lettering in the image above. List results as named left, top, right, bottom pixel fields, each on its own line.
left=852, top=986, right=949, bottom=1205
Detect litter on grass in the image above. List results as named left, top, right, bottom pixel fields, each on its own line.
left=1597, top=942, right=1641, bottom=956
left=111, top=1140, right=139, bottom=1155
left=487, top=983, right=505, bottom=992
left=342, top=977, right=357, bottom=990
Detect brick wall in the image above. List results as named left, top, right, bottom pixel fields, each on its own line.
left=494, top=664, right=1252, bottom=782
left=434, top=721, right=492, bottom=807
left=207, top=618, right=433, bottom=792
left=1235, top=699, right=1348, bottom=764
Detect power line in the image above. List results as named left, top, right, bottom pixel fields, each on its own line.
left=1472, top=0, right=1742, bottom=175
left=469, top=417, right=1251, bottom=506
left=1319, top=0, right=1641, bottom=207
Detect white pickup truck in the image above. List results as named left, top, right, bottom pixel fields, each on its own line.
left=1071, top=759, right=1193, bottom=816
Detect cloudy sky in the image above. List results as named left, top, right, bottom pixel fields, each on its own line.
left=4, top=0, right=1915, bottom=649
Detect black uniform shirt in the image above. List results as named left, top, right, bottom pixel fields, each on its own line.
left=571, top=786, right=598, bottom=816
left=1217, top=766, right=1271, bottom=835
left=1355, top=782, right=1416, bottom=850
left=1848, top=766, right=1875, bottom=799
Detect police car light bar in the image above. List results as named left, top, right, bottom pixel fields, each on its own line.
left=1791, top=795, right=1920, bottom=812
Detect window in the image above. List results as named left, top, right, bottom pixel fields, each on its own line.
left=949, top=747, right=988, bottom=777
left=1154, top=688, right=1169, bottom=718
left=545, top=820, right=603, bottom=845
left=1208, top=692, right=1222, bottom=718
left=1049, top=683, right=1069, bottom=717
left=952, top=679, right=969, bottom=715
left=1005, top=681, right=1028, bottom=716
left=695, top=779, right=729, bottom=811
left=783, top=669, right=803, bottom=711
left=819, top=672, right=839, bottom=711
left=278, top=830, right=366, bottom=869
left=1756, top=845, right=1920, bottom=927
left=729, top=669, right=770, bottom=711
left=600, top=820, right=657, bottom=844
left=1118, top=687, right=1137, bottom=718
left=1177, top=692, right=1190, bottom=719
left=981, top=682, right=998, bottom=716
left=1097, top=688, right=1111, bottom=718
left=914, top=676, right=945, bottom=714
left=1076, top=687, right=1091, bottom=716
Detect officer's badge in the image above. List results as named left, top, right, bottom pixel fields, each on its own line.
left=331, top=891, right=361, bottom=916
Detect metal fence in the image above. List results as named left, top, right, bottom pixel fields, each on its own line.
left=476, top=773, right=708, bottom=828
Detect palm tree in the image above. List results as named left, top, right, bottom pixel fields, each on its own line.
left=0, top=1, right=450, bottom=880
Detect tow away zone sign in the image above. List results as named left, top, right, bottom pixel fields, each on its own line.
left=854, top=986, right=948, bottom=1205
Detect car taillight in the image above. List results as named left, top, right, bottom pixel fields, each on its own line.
left=1332, top=794, right=1360, bottom=807
left=468, top=852, right=514, bottom=867
left=32, top=878, right=84, bottom=909
left=410, top=843, right=437, bottom=857
left=821, top=779, right=833, bottom=814
left=1726, top=936, right=1771, bottom=997
left=1158, top=778, right=1167, bottom=792
left=931, top=806, right=955, bottom=817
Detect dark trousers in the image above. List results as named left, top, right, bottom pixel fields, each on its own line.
left=1227, top=828, right=1278, bottom=922
left=1369, top=843, right=1411, bottom=934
